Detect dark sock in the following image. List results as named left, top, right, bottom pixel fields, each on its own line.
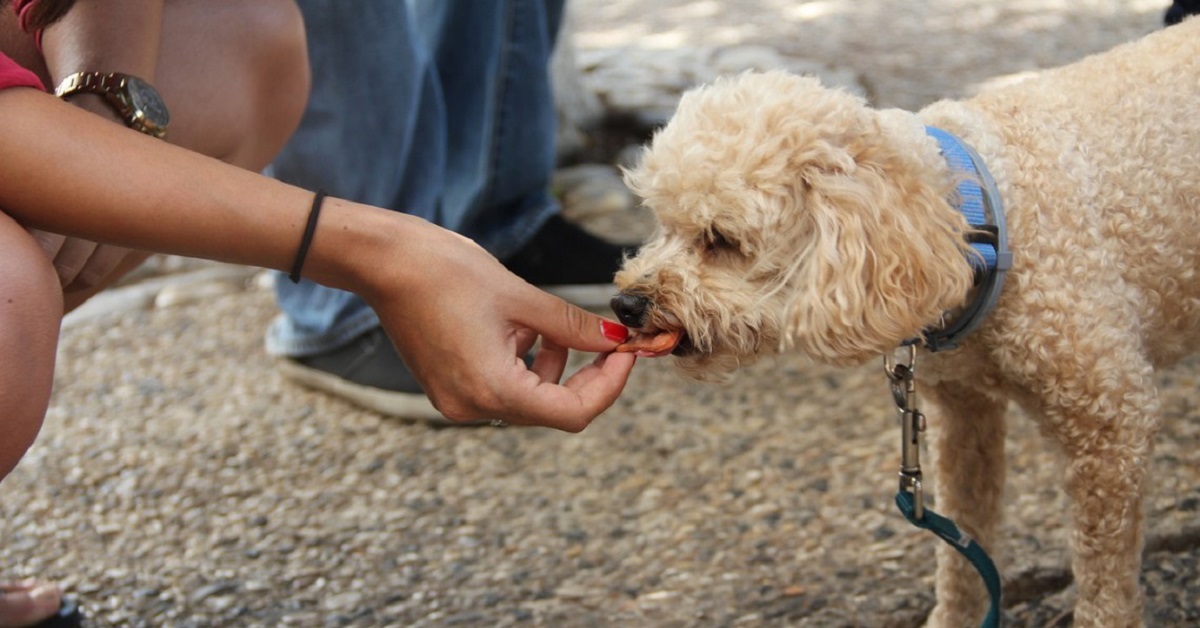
left=502, top=214, right=630, bottom=285
left=1166, top=0, right=1200, bottom=25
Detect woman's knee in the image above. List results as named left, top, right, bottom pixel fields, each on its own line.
left=159, top=0, right=310, bottom=170
left=231, top=0, right=311, bottom=163
left=0, top=214, right=63, bottom=480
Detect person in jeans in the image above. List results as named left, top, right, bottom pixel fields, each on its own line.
left=267, top=0, right=629, bottom=421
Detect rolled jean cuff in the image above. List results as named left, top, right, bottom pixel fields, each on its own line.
left=264, top=301, right=382, bottom=358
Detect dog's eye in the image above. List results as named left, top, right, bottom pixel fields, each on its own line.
left=704, top=228, right=737, bottom=255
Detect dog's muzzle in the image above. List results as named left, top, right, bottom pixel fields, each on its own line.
left=610, top=293, right=651, bottom=328
left=609, top=292, right=697, bottom=356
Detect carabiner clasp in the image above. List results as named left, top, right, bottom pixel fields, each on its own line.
left=884, top=346, right=925, bottom=519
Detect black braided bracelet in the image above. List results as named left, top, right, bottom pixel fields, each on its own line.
left=289, top=189, right=327, bottom=284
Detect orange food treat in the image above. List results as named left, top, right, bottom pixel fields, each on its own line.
left=615, top=329, right=683, bottom=355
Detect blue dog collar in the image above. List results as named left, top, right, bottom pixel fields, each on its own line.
left=916, top=127, right=1012, bottom=352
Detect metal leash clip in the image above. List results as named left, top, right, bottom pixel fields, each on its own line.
left=883, top=346, right=1004, bottom=628
left=885, top=345, right=926, bottom=520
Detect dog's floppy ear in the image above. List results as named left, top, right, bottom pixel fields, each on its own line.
left=779, top=156, right=976, bottom=365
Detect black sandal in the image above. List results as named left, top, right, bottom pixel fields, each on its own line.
left=31, top=598, right=82, bottom=628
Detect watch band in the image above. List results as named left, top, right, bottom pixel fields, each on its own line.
left=54, top=71, right=126, bottom=99
left=53, top=71, right=168, bottom=139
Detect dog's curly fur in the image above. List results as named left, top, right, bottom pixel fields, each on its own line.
left=614, top=18, right=1200, bottom=627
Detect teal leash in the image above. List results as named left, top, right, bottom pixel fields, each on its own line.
left=885, top=347, right=1002, bottom=628
left=895, top=492, right=1002, bottom=628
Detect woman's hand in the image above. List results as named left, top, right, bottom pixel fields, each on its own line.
left=346, top=210, right=637, bottom=430
left=27, top=228, right=134, bottom=293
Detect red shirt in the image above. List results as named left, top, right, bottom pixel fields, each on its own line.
left=0, top=53, right=43, bottom=91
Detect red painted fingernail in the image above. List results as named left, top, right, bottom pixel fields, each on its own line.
left=601, top=320, right=629, bottom=342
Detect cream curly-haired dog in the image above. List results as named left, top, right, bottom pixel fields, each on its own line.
left=611, top=18, right=1200, bottom=628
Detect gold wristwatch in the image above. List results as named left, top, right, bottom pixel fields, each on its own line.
left=54, top=71, right=170, bottom=139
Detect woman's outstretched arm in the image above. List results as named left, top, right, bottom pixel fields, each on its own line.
left=0, top=86, right=636, bottom=430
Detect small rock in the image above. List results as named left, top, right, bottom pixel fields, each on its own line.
left=189, top=580, right=239, bottom=603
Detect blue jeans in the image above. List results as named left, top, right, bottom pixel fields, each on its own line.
left=266, top=0, right=565, bottom=356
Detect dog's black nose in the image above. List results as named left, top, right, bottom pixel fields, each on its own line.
left=610, top=293, right=651, bottom=327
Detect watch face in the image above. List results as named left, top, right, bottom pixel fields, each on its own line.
left=125, top=76, right=170, bottom=130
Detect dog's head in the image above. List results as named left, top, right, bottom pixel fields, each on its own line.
left=612, top=71, right=977, bottom=376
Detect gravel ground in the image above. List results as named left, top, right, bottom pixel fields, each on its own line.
left=4, top=2, right=1200, bottom=627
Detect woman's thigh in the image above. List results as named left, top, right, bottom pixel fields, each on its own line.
left=0, top=1, right=309, bottom=313
left=0, top=0, right=310, bottom=171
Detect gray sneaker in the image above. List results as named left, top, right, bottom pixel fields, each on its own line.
left=277, top=327, right=449, bottom=422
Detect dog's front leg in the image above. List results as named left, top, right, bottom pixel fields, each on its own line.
left=1035, top=369, right=1159, bottom=628
left=922, top=382, right=1008, bottom=628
